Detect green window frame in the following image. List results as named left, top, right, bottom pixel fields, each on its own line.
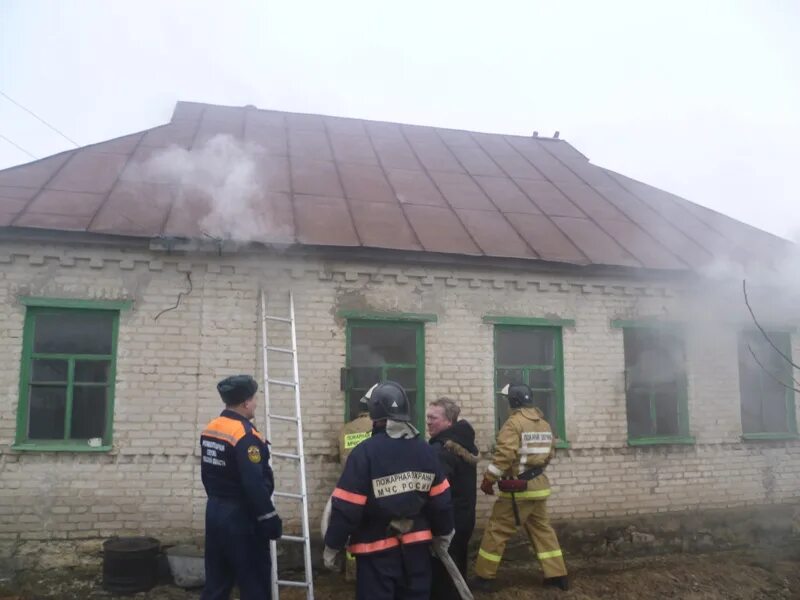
left=489, top=320, right=568, bottom=446
left=615, top=322, right=693, bottom=446
left=738, top=330, right=799, bottom=440
left=343, top=317, right=427, bottom=431
left=14, top=298, right=128, bottom=452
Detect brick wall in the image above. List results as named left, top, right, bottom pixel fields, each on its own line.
left=1, top=240, right=799, bottom=548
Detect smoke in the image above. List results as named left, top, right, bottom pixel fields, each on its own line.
left=137, top=134, right=291, bottom=244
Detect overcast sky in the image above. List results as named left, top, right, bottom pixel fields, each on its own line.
left=1, top=0, right=798, bottom=239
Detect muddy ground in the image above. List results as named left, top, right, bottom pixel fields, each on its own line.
left=3, top=544, right=800, bottom=599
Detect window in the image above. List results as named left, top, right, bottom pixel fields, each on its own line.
left=738, top=331, right=797, bottom=437
left=16, top=300, right=125, bottom=451
left=343, top=319, right=426, bottom=430
left=621, top=325, right=691, bottom=443
left=492, top=324, right=567, bottom=442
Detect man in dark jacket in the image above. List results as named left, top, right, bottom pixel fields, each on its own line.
left=427, top=397, right=479, bottom=600
left=324, top=381, right=455, bottom=600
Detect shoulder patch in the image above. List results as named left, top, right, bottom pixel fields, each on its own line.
left=247, top=445, right=262, bottom=463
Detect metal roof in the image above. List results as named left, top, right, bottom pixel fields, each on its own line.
left=0, top=101, right=789, bottom=271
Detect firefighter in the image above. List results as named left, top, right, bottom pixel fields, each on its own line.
left=200, top=375, right=283, bottom=600
left=323, top=381, right=455, bottom=600
left=473, top=383, right=568, bottom=592
left=336, top=395, right=374, bottom=581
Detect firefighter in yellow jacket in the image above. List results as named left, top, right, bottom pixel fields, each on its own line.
left=473, top=383, right=569, bottom=592
left=335, top=396, right=373, bottom=581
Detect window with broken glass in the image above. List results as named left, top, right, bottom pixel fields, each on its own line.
left=16, top=306, right=120, bottom=450
left=493, top=325, right=567, bottom=442
left=343, top=320, right=425, bottom=431
left=738, top=331, right=798, bottom=437
left=622, top=326, right=691, bottom=443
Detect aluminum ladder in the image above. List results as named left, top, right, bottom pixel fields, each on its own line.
left=259, top=290, right=314, bottom=600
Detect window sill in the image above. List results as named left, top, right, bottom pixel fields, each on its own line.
left=741, top=433, right=800, bottom=442
left=627, top=436, right=695, bottom=447
left=12, top=442, right=112, bottom=453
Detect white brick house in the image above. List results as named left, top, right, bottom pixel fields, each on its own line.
left=0, top=102, right=798, bottom=559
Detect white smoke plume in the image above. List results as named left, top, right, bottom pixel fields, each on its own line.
left=139, top=134, right=291, bottom=244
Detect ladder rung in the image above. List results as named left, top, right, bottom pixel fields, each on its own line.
left=274, top=491, right=304, bottom=499
left=270, top=414, right=298, bottom=423
left=280, top=534, right=306, bottom=542
left=266, top=345, right=294, bottom=354
left=265, top=315, right=292, bottom=323
left=267, top=378, right=297, bottom=388
left=277, top=580, right=310, bottom=588
left=272, top=451, right=301, bottom=460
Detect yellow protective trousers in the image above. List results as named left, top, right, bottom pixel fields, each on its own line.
left=475, top=496, right=567, bottom=580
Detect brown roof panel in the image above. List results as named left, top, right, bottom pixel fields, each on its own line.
left=369, top=134, right=421, bottom=170
left=558, top=158, right=617, bottom=187
left=445, top=144, right=504, bottom=177
left=286, top=113, right=326, bottom=131
left=140, top=121, right=198, bottom=149
left=256, top=154, right=291, bottom=193
left=403, top=204, right=481, bottom=255
left=385, top=168, right=446, bottom=207
left=402, top=127, right=464, bottom=173
left=288, top=128, right=333, bottom=160
left=90, top=181, right=175, bottom=237
left=193, top=119, right=242, bottom=147
left=0, top=152, right=74, bottom=188
left=551, top=216, right=640, bottom=267
left=456, top=209, right=537, bottom=259
left=608, top=173, right=733, bottom=252
left=596, top=218, right=685, bottom=270
left=0, top=210, right=19, bottom=226
left=14, top=212, right=94, bottom=231
left=349, top=200, right=420, bottom=251
left=474, top=176, right=542, bottom=214
left=90, top=133, right=144, bottom=155
left=290, top=158, right=344, bottom=197
left=514, top=179, right=584, bottom=218
left=202, top=104, right=246, bottom=127
left=162, top=189, right=213, bottom=239
left=0, top=185, right=37, bottom=202
left=27, top=190, right=106, bottom=217
left=324, top=116, right=368, bottom=136
left=491, top=152, right=546, bottom=180
left=328, top=132, right=379, bottom=165
left=171, top=101, right=205, bottom=122
left=594, top=184, right=713, bottom=266
left=244, top=191, right=295, bottom=244
left=507, top=138, right=580, bottom=183
left=428, top=171, right=495, bottom=210
left=505, top=212, right=588, bottom=264
left=537, top=140, right=587, bottom=161
left=556, top=181, right=629, bottom=221
left=339, top=163, right=397, bottom=203
left=243, top=121, right=287, bottom=156
left=47, top=152, right=128, bottom=194
left=293, top=195, right=359, bottom=246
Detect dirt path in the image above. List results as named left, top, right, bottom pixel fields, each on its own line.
left=3, top=546, right=799, bottom=599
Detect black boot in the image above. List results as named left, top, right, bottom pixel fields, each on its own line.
left=471, top=576, right=496, bottom=593
left=543, top=575, right=569, bottom=591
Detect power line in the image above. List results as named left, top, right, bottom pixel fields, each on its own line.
left=0, top=90, right=80, bottom=147
left=0, top=133, right=37, bottom=160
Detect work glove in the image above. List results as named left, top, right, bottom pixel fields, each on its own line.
left=432, top=529, right=455, bottom=556
left=323, top=545, right=343, bottom=571
left=257, top=515, right=283, bottom=541
left=480, top=475, right=495, bottom=495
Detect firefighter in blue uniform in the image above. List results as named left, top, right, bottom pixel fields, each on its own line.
left=200, top=375, right=283, bottom=600
left=323, top=381, right=455, bottom=600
